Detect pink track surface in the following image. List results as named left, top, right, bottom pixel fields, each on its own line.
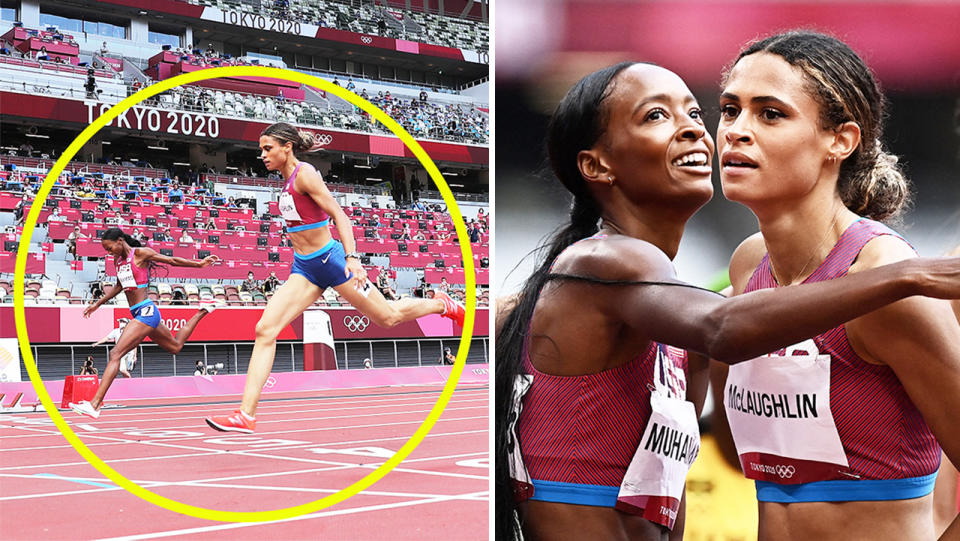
left=0, top=383, right=489, bottom=540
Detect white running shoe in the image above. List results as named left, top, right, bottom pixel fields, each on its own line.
left=199, top=300, right=217, bottom=314
left=69, top=401, right=101, bottom=419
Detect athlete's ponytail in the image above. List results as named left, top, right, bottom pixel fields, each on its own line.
left=494, top=61, right=635, bottom=541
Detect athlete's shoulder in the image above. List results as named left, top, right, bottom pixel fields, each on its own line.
left=849, top=229, right=916, bottom=274
left=294, top=161, right=327, bottom=191
left=553, top=234, right=676, bottom=283
left=729, top=232, right=767, bottom=295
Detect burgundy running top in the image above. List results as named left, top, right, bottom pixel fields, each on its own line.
left=743, top=218, right=940, bottom=480
left=116, top=247, right=150, bottom=291
left=517, top=342, right=688, bottom=488
left=281, top=162, right=330, bottom=231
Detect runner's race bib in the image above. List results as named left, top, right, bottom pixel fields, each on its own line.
left=509, top=374, right=535, bottom=500
left=616, top=345, right=699, bottom=530
left=278, top=191, right=303, bottom=222
left=724, top=339, right=850, bottom=484
left=117, top=263, right=137, bottom=289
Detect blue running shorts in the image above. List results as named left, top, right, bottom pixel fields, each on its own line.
left=290, top=239, right=353, bottom=290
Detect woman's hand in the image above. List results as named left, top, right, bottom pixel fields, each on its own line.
left=345, top=257, right=366, bottom=289
left=83, top=304, right=98, bottom=318
left=199, top=255, right=221, bottom=268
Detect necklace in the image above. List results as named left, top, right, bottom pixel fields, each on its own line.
left=770, top=203, right=844, bottom=286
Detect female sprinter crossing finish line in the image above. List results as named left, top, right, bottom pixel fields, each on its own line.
left=70, top=228, right=220, bottom=418
left=205, top=123, right=465, bottom=433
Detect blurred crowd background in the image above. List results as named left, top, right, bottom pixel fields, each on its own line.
left=495, top=2, right=960, bottom=539
left=497, top=0, right=960, bottom=295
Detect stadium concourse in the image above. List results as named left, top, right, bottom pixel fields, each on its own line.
left=0, top=1, right=489, bottom=538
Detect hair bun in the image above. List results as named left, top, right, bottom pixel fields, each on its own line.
left=298, top=131, right=315, bottom=151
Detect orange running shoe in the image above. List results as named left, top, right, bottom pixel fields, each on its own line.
left=205, top=410, right=256, bottom=433
left=435, top=291, right=465, bottom=327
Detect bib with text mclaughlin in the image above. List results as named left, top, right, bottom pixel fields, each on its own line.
left=724, top=339, right=852, bottom=484
left=278, top=190, right=304, bottom=222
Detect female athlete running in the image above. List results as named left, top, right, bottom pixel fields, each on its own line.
left=205, top=122, right=464, bottom=433
left=71, top=228, right=219, bottom=417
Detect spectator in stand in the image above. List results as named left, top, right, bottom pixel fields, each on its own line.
left=240, top=271, right=259, bottom=293
left=346, top=78, right=355, bottom=92
left=48, top=207, right=67, bottom=222
left=18, top=141, right=33, bottom=157
left=413, top=230, right=426, bottom=241
left=168, top=185, right=184, bottom=203
left=171, top=290, right=187, bottom=305
left=206, top=218, right=217, bottom=231
left=99, top=41, right=109, bottom=56
left=438, top=276, right=451, bottom=294
left=439, top=347, right=455, bottom=365
left=332, top=77, right=340, bottom=87
left=194, top=360, right=207, bottom=376
left=67, top=226, right=86, bottom=259
left=262, top=271, right=280, bottom=295
left=227, top=197, right=238, bottom=208
left=472, top=220, right=485, bottom=243
left=178, top=230, right=194, bottom=243
left=377, top=272, right=398, bottom=301
left=13, top=196, right=27, bottom=225
left=160, top=228, right=174, bottom=242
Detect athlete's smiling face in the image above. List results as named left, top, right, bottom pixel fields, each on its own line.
left=259, top=135, right=292, bottom=171
left=589, top=64, right=715, bottom=207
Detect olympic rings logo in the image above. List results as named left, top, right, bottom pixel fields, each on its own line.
left=343, top=315, right=370, bottom=332
left=775, top=465, right=796, bottom=479
left=315, top=133, right=333, bottom=146
left=361, top=36, right=373, bottom=44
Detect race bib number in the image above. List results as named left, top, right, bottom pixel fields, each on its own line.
left=117, top=263, right=137, bottom=288
left=509, top=374, right=535, bottom=500
left=278, top=191, right=302, bottom=222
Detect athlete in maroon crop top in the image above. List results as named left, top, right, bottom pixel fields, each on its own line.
left=714, top=31, right=960, bottom=541
left=205, top=122, right=466, bottom=434
left=495, top=61, right=960, bottom=541
left=71, top=227, right=220, bottom=418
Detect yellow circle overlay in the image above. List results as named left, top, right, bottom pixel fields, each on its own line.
left=13, top=66, right=477, bottom=522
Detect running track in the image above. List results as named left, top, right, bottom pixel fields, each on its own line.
left=0, top=384, right=489, bottom=540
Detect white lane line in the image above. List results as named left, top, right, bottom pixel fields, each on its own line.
left=0, top=399, right=488, bottom=440
left=0, top=427, right=487, bottom=471
left=0, top=406, right=487, bottom=453
left=0, top=450, right=488, bottom=502
left=93, top=491, right=489, bottom=541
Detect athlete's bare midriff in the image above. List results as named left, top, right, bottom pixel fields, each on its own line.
left=519, top=501, right=668, bottom=541
left=758, top=495, right=935, bottom=541
left=289, top=226, right=334, bottom=257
